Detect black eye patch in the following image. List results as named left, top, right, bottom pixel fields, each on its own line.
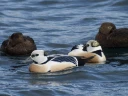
left=31, top=54, right=39, bottom=57
left=86, top=44, right=89, bottom=47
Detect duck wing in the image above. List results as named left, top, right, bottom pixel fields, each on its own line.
left=50, top=56, right=78, bottom=66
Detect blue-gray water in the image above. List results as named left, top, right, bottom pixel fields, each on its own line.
left=0, top=0, right=128, bottom=96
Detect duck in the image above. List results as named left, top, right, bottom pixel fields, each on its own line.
left=68, top=40, right=106, bottom=63
left=95, top=22, right=128, bottom=47
left=29, top=50, right=95, bottom=73
left=1, top=32, right=37, bottom=56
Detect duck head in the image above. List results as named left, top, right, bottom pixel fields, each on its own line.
left=99, top=22, right=116, bottom=35
left=83, top=40, right=102, bottom=52
left=30, top=50, right=48, bottom=64
left=9, top=32, right=25, bottom=47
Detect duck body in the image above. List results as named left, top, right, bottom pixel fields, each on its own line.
left=80, top=50, right=106, bottom=63
left=68, top=40, right=106, bottom=63
left=1, top=32, right=37, bottom=55
left=29, top=56, right=78, bottom=73
left=95, top=22, right=128, bottom=47
left=29, top=50, right=95, bottom=73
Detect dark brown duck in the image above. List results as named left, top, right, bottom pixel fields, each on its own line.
left=95, top=22, right=128, bottom=47
left=1, top=32, right=37, bottom=55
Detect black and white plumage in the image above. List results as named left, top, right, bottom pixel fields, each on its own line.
left=68, top=44, right=87, bottom=56
left=29, top=50, right=95, bottom=73
left=68, top=40, right=106, bottom=63
left=50, top=56, right=78, bottom=66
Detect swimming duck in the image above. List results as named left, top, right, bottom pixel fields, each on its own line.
left=68, top=40, right=106, bottom=63
left=95, top=22, right=128, bottom=47
left=29, top=50, right=95, bottom=73
left=1, top=32, right=37, bottom=56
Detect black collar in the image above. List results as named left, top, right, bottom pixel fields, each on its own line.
left=33, top=59, right=49, bottom=64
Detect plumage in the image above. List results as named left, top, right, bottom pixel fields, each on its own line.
left=29, top=50, right=95, bottom=73
left=95, top=22, right=128, bottom=47
left=68, top=44, right=87, bottom=56
left=68, top=40, right=106, bottom=63
left=1, top=32, right=37, bottom=55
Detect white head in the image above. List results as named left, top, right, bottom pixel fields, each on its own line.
left=84, top=40, right=102, bottom=52
left=30, top=50, right=48, bottom=64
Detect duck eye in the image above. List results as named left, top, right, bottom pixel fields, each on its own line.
left=35, top=54, right=39, bottom=56
left=87, top=44, right=89, bottom=47
left=85, top=44, right=89, bottom=47
left=31, top=54, right=39, bottom=57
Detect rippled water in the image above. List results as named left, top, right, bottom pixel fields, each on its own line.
left=0, top=0, right=128, bottom=96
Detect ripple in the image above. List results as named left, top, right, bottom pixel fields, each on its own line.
left=112, top=0, right=128, bottom=6
left=0, top=0, right=128, bottom=95
left=38, top=1, right=63, bottom=5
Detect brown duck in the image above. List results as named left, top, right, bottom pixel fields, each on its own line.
left=95, top=22, right=128, bottom=47
left=1, top=32, right=37, bottom=55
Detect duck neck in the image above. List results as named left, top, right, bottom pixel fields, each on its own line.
left=33, top=56, right=48, bottom=64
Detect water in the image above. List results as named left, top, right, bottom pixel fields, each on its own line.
left=0, top=0, right=128, bottom=95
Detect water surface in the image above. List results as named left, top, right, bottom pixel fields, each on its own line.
left=0, top=0, right=128, bottom=96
